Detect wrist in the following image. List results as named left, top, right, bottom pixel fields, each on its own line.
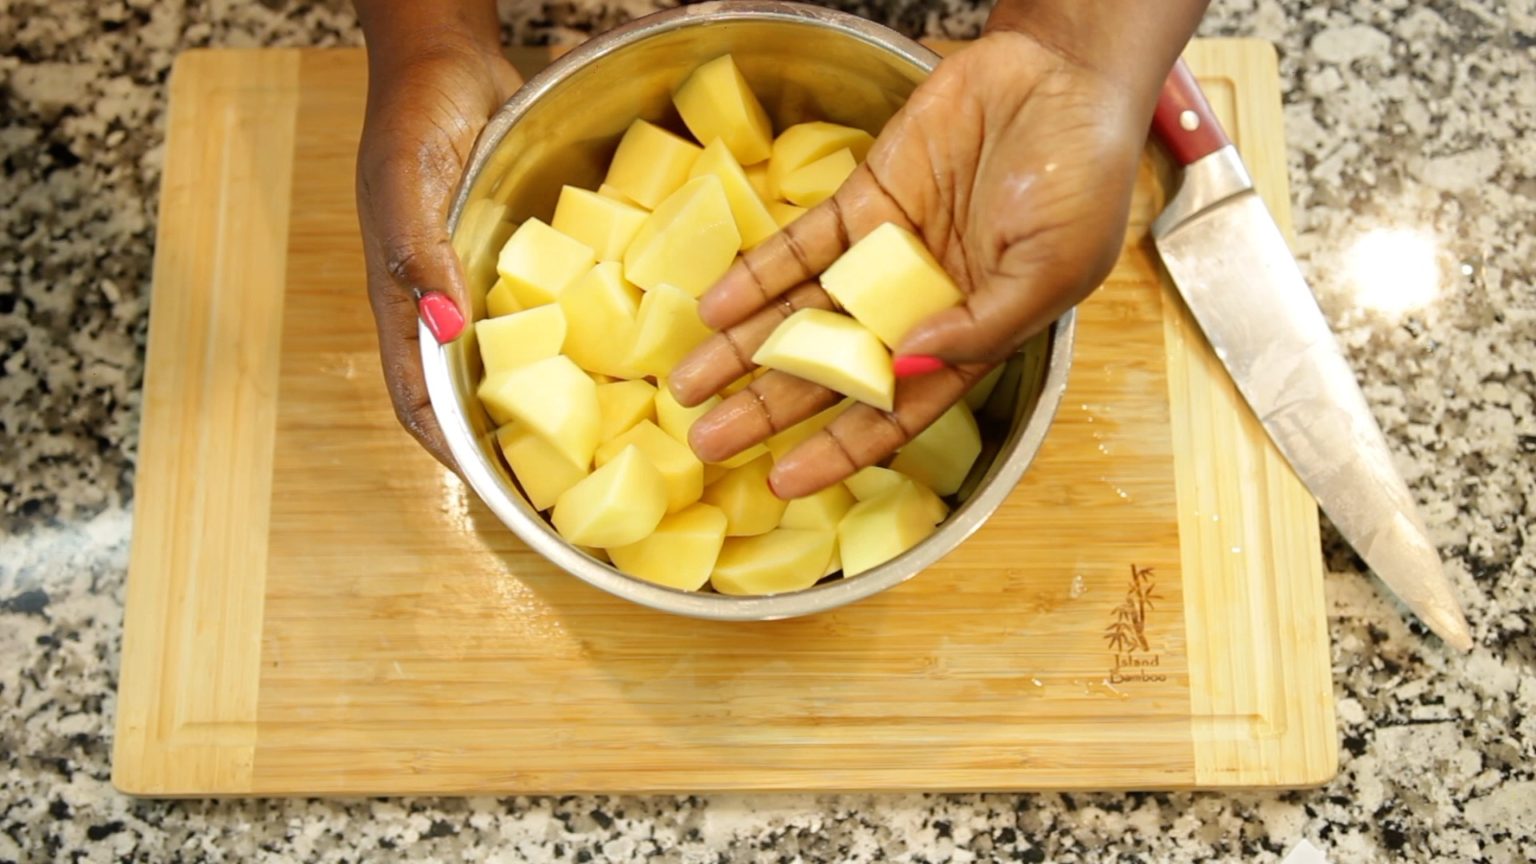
left=356, top=0, right=504, bottom=67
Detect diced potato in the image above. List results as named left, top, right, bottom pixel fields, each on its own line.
left=779, top=482, right=855, bottom=530
left=767, top=201, right=807, bottom=229
left=475, top=304, right=566, bottom=376
left=552, top=444, right=668, bottom=547
left=703, top=462, right=730, bottom=487
left=552, top=186, right=649, bottom=261
left=688, top=139, right=779, bottom=249
left=598, top=183, right=643, bottom=207
left=604, top=119, right=702, bottom=209
left=744, top=161, right=772, bottom=201
left=844, top=466, right=948, bottom=524
left=780, top=148, right=856, bottom=209
left=596, top=379, right=657, bottom=441
left=820, top=222, right=964, bottom=348
left=594, top=420, right=704, bottom=514
left=672, top=54, right=774, bottom=165
left=768, top=121, right=875, bottom=195
left=496, top=422, right=589, bottom=511
left=764, top=399, right=848, bottom=461
left=559, top=261, right=643, bottom=378
left=476, top=355, right=600, bottom=469
left=625, top=283, right=715, bottom=379
left=655, top=381, right=718, bottom=447
left=485, top=276, right=521, bottom=318
left=624, top=176, right=741, bottom=298
left=965, top=364, right=1005, bottom=411
left=701, top=453, right=787, bottom=536
left=496, top=218, right=596, bottom=308
left=890, top=403, right=982, bottom=496
left=753, top=308, right=894, bottom=411
left=838, top=480, right=939, bottom=576
left=608, top=502, right=727, bottom=591
left=710, top=529, right=837, bottom=596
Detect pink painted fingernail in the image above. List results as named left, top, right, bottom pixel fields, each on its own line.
left=893, top=354, right=947, bottom=378
left=418, top=291, right=464, bottom=343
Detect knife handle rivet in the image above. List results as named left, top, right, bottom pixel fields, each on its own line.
left=1179, top=110, right=1201, bottom=132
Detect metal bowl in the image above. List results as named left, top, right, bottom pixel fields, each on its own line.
left=422, top=1, right=1075, bottom=620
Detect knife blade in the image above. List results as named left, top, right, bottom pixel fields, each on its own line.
left=1149, top=59, right=1472, bottom=652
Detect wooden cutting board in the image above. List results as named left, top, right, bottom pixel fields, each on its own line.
left=113, top=40, right=1336, bottom=795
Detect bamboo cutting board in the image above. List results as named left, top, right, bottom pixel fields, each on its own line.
left=113, top=40, right=1336, bottom=795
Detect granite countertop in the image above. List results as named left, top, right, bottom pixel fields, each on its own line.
left=1, top=0, right=1531, bottom=860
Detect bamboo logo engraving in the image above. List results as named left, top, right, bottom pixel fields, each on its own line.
left=1105, top=564, right=1167, bottom=684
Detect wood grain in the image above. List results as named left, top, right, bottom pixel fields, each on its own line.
left=113, top=41, right=1335, bottom=796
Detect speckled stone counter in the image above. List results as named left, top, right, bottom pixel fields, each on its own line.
left=1, top=1, right=1531, bottom=861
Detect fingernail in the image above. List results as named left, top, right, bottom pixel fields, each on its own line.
left=893, top=354, right=947, bottom=378
left=418, top=291, right=464, bottom=344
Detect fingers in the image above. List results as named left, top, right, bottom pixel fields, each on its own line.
left=696, top=165, right=910, bottom=330
left=769, top=363, right=988, bottom=499
left=687, top=372, right=843, bottom=464
left=893, top=270, right=1090, bottom=368
left=669, top=281, right=835, bottom=407
left=368, top=281, right=460, bottom=473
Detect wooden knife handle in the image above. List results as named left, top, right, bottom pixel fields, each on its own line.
left=1152, top=58, right=1232, bottom=166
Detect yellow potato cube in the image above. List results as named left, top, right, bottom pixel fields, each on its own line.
left=552, top=444, right=668, bottom=547
left=688, top=139, right=779, bottom=249
left=655, top=381, right=718, bottom=446
left=779, top=148, right=857, bottom=208
left=844, top=466, right=948, bottom=524
left=594, top=420, right=704, bottom=514
left=624, top=175, right=742, bottom=297
left=474, top=304, right=566, bottom=376
left=625, top=283, right=715, bottom=379
left=485, top=276, right=522, bottom=318
left=496, top=422, right=589, bottom=511
left=838, top=480, right=939, bottom=576
left=744, top=161, right=772, bottom=201
left=559, top=261, right=643, bottom=378
left=672, top=54, right=773, bottom=165
left=701, top=453, right=787, bottom=536
left=779, top=482, right=855, bottom=531
left=768, top=121, right=874, bottom=195
left=495, top=218, right=596, bottom=308
left=703, top=462, right=730, bottom=486
left=596, top=379, right=657, bottom=441
left=890, top=402, right=982, bottom=496
left=768, top=201, right=807, bottom=229
left=752, top=308, right=894, bottom=411
left=764, top=399, right=848, bottom=461
left=603, top=119, right=702, bottom=209
left=476, top=355, right=600, bottom=469
left=552, top=186, right=649, bottom=261
left=598, top=183, right=644, bottom=207
left=608, top=502, right=727, bottom=591
left=709, top=529, right=837, bottom=596
left=820, top=222, right=964, bottom=348
left=965, top=364, right=1005, bottom=411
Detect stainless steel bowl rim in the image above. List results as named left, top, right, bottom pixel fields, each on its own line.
left=421, top=0, right=1077, bottom=621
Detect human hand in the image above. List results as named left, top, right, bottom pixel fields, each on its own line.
left=355, top=0, right=520, bottom=469
left=668, top=30, right=1160, bottom=498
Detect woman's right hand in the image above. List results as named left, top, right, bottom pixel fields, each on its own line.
left=354, top=0, right=520, bottom=470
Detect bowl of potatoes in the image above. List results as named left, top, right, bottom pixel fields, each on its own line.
left=424, top=1, right=1075, bottom=620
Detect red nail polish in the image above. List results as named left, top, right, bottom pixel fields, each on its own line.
left=893, top=354, right=946, bottom=378
left=418, top=291, right=464, bottom=344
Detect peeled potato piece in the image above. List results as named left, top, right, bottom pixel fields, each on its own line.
left=559, top=261, right=643, bottom=379
left=701, top=453, right=786, bottom=536
left=476, top=355, right=600, bottom=470
left=709, top=528, right=837, bottom=596
left=474, top=304, right=566, bottom=377
left=769, top=121, right=874, bottom=194
left=495, top=218, right=596, bottom=308
left=779, top=483, right=855, bottom=531
left=688, top=138, right=779, bottom=249
left=753, top=309, right=894, bottom=411
left=767, top=201, right=807, bottom=229
left=626, top=283, right=715, bottom=380
left=496, top=422, right=589, bottom=511
left=604, top=119, right=702, bottom=209
left=672, top=54, right=774, bottom=166
left=779, top=148, right=856, bottom=209
left=552, top=185, right=649, bottom=261
left=844, top=466, right=948, bottom=525
left=608, top=503, right=728, bottom=591
left=838, top=480, right=939, bottom=576
left=594, top=420, right=704, bottom=515
left=595, top=379, right=657, bottom=442
left=552, top=444, right=668, bottom=547
left=890, top=403, right=982, bottom=497
left=624, top=175, right=742, bottom=298
left=820, top=222, right=963, bottom=349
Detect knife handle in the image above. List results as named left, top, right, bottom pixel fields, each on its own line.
left=1152, top=58, right=1232, bottom=166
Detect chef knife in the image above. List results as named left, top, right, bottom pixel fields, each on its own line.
left=1149, top=59, right=1473, bottom=651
